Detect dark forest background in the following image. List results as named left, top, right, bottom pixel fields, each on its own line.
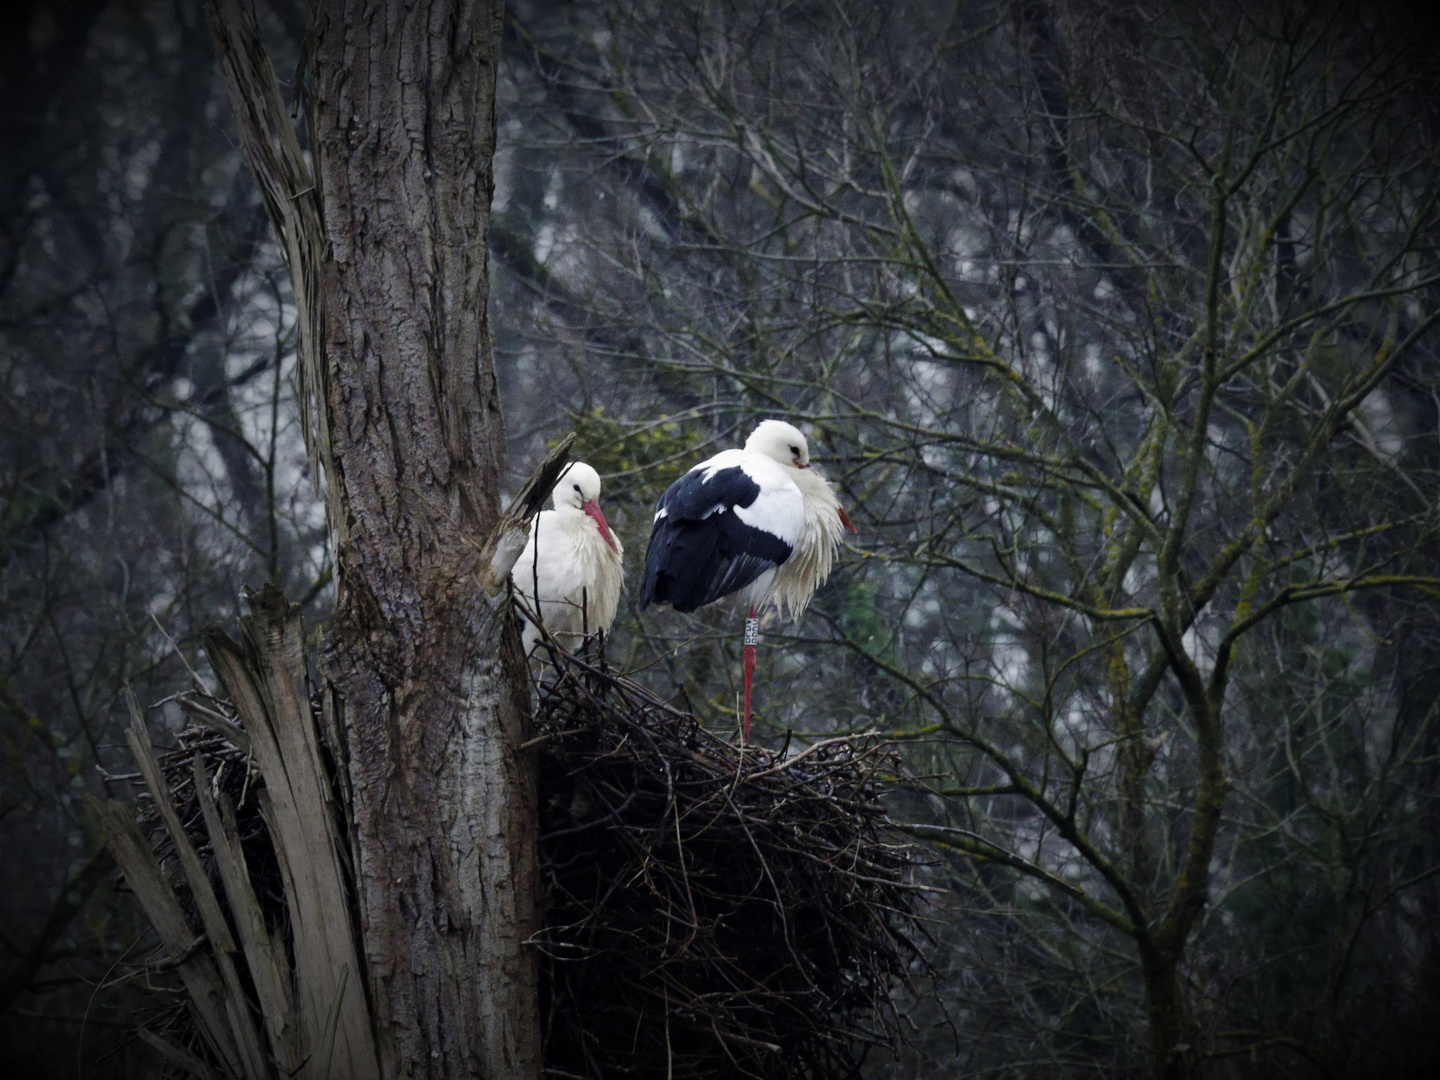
left=3, top=1, right=1439, bottom=1076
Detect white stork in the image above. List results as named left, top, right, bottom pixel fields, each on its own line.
left=512, top=461, right=625, bottom=657
left=639, top=420, right=856, bottom=739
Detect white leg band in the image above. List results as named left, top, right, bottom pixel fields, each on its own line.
left=744, top=617, right=760, bottom=646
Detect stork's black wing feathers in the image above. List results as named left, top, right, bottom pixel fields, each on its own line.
left=639, top=465, right=794, bottom=613
left=642, top=512, right=789, bottom=613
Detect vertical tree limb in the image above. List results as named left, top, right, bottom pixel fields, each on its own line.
left=207, top=0, right=541, bottom=1075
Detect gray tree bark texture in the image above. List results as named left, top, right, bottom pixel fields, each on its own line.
left=303, top=2, right=542, bottom=1077
left=285, top=2, right=541, bottom=1080
left=208, top=0, right=542, bottom=1070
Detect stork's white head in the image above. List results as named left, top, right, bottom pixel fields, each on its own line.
left=553, top=461, right=602, bottom=509
left=553, top=461, right=619, bottom=551
left=745, top=420, right=810, bottom=469
left=745, top=420, right=858, bottom=536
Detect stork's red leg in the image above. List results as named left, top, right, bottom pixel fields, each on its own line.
left=742, top=606, right=759, bottom=742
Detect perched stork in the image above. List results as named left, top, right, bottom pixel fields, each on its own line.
left=512, top=461, right=624, bottom=657
left=639, top=420, right=856, bottom=739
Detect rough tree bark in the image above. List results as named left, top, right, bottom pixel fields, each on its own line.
left=209, top=1, right=541, bottom=1076
left=309, top=2, right=540, bottom=1076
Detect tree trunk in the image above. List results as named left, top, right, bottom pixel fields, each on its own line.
left=209, top=0, right=539, bottom=1069
left=302, top=1, right=540, bottom=1077
left=1141, top=946, right=1199, bottom=1080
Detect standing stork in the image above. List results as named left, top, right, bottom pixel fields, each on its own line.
left=512, top=461, right=625, bottom=657
left=639, top=420, right=857, bottom=739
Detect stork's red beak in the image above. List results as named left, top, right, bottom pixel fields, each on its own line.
left=583, top=499, right=620, bottom=551
left=838, top=505, right=858, bottom=534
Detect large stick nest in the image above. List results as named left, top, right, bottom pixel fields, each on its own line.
left=530, top=649, right=925, bottom=1078
left=118, top=646, right=926, bottom=1079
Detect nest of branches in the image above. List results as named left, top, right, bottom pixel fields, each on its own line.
left=110, top=642, right=924, bottom=1079
left=530, top=646, right=925, bottom=1079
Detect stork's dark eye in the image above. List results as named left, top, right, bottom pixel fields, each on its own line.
left=789, top=445, right=799, bottom=455
left=573, top=484, right=582, bottom=493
